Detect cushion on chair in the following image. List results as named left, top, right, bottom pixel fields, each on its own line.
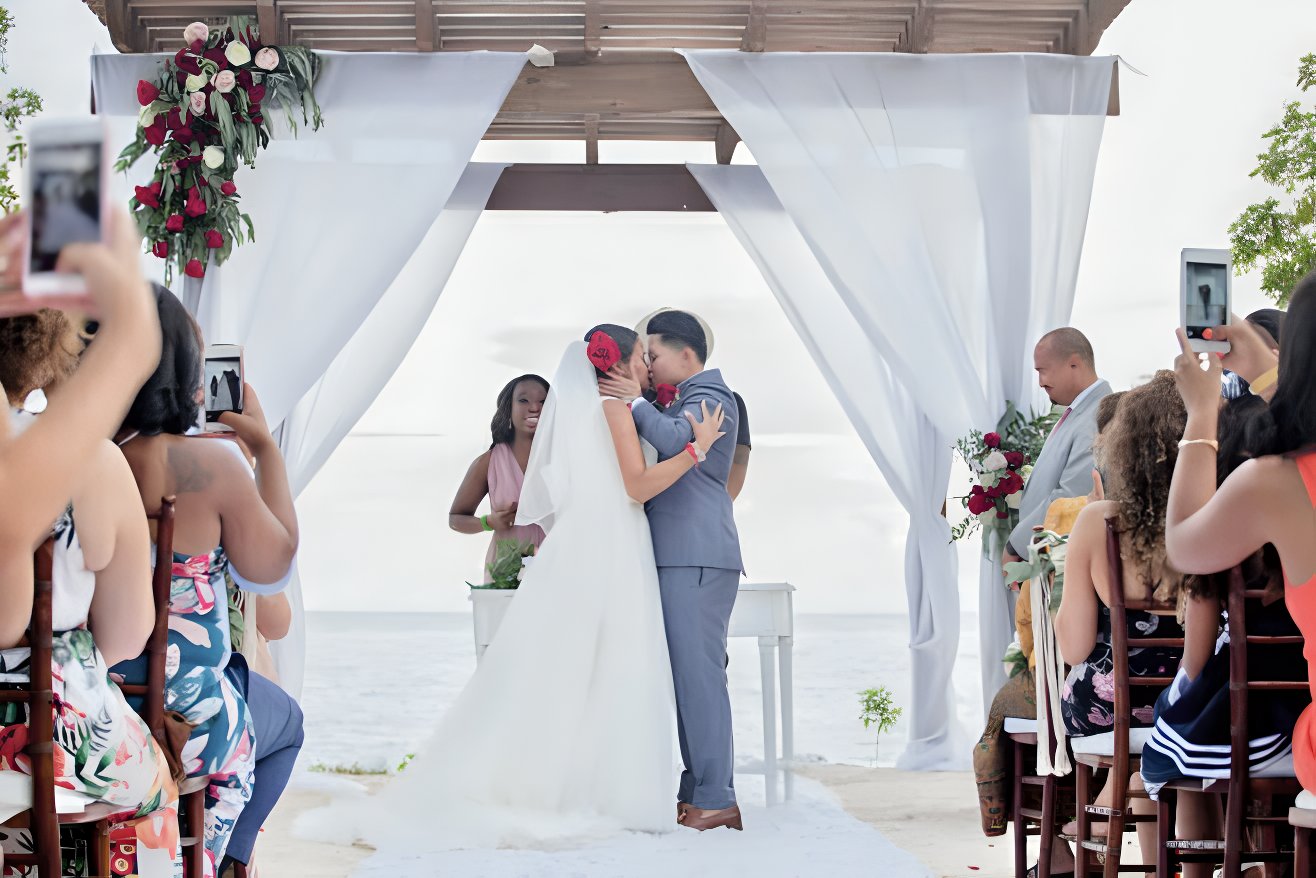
left=1297, top=789, right=1316, bottom=810
left=1070, top=727, right=1154, bottom=757
left=0, top=771, right=98, bottom=824
left=1003, top=716, right=1034, bottom=734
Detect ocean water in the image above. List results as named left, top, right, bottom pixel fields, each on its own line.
left=299, top=611, right=986, bottom=773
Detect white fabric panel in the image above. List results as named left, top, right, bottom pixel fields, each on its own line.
left=689, top=164, right=963, bottom=769
left=683, top=51, right=1112, bottom=723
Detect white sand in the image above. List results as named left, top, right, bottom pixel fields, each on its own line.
left=251, top=766, right=1031, bottom=878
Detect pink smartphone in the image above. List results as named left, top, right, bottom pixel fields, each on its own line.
left=6, top=117, right=110, bottom=315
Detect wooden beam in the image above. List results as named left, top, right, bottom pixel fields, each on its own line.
left=898, top=0, right=932, bottom=53
left=104, top=0, right=138, bottom=53
left=584, top=114, right=599, bottom=164
left=502, top=56, right=719, bottom=119
left=256, top=0, right=280, bottom=45
left=714, top=122, right=739, bottom=165
left=414, top=0, right=436, bottom=51
left=484, top=164, right=715, bottom=212
left=740, top=0, right=765, bottom=52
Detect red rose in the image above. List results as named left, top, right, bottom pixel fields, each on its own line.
left=184, top=258, right=205, bottom=279
left=136, top=79, right=159, bottom=106
left=205, top=230, right=224, bottom=249
left=247, top=84, right=266, bottom=104
left=967, top=493, right=991, bottom=516
left=996, top=510, right=1010, bottom=520
left=133, top=181, right=162, bottom=209
left=655, top=384, right=679, bottom=407
left=174, top=48, right=202, bottom=76
left=586, top=331, right=621, bottom=373
left=999, top=471, right=1023, bottom=494
left=165, top=214, right=185, bottom=233
left=143, top=117, right=167, bottom=147
left=173, top=126, right=194, bottom=145
left=151, top=240, right=169, bottom=259
left=189, top=38, right=205, bottom=54
left=237, top=69, right=254, bottom=89
left=203, top=47, right=229, bottom=69
left=1004, top=450, right=1025, bottom=469
left=184, top=186, right=207, bottom=218
left=165, top=107, right=183, bottom=131
left=220, top=180, right=237, bottom=196
left=251, top=114, right=263, bottom=125
left=983, top=432, right=1002, bottom=449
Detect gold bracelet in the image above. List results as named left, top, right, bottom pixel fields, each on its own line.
left=1250, top=366, right=1278, bottom=396
left=1178, top=438, right=1219, bottom=452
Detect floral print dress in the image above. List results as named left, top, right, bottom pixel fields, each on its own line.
left=114, top=546, right=254, bottom=878
left=0, top=510, right=180, bottom=877
left=1062, top=606, right=1183, bottom=736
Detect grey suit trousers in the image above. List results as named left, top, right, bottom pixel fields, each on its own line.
left=658, top=565, right=740, bottom=810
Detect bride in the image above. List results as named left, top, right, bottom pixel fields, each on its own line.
left=358, top=325, right=727, bottom=850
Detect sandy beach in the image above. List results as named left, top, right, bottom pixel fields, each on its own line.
left=251, top=767, right=1033, bottom=878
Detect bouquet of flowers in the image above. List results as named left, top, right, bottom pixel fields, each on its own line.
left=950, top=402, right=1060, bottom=557
left=468, top=539, right=536, bottom=590
left=117, top=16, right=322, bottom=282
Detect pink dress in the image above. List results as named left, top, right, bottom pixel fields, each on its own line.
left=484, top=442, right=546, bottom=571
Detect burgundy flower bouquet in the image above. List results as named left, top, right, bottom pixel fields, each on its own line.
left=116, top=16, right=322, bottom=282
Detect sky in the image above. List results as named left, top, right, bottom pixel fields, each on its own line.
left=6, top=0, right=1316, bottom=619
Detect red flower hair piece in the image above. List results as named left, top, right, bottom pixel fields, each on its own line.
left=587, top=331, right=621, bottom=373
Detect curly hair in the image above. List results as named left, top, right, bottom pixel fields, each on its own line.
left=0, top=309, right=78, bottom=405
left=1104, top=371, right=1188, bottom=602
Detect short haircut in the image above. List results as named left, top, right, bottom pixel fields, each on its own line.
left=1096, top=390, right=1124, bottom=433
left=646, top=309, right=707, bottom=364
left=1038, top=327, right=1095, bottom=370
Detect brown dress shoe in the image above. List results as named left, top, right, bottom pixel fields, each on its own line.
left=681, top=805, right=743, bottom=832
left=677, top=802, right=692, bottom=823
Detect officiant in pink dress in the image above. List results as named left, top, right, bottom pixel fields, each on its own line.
left=450, top=375, right=550, bottom=572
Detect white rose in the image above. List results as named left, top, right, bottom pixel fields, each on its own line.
left=202, top=145, right=225, bottom=169
left=254, top=47, right=280, bottom=71
left=185, top=72, right=208, bottom=93
left=1006, top=491, right=1023, bottom=510
left=1020, top=464, right=1034, bottom=482
left=982, top=450, right=1007, bottom=472
left=225, top=40, right=252, bottom=67
left=138, top=104, right=157, bottom=128
left=183, top=21, right=209, bottom=45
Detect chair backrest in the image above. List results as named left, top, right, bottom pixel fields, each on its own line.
left=117, top=497, right=176, bottom=749
left=1104, top=519, right=1185, bottom=779
left=1223, top=566, right=1310, bottom=855
left=0, top=539, right=64, bottom=876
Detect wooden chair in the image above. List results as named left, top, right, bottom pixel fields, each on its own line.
left=1292, top=802, right=1315, bottom=878
left=1073, top=520, right=1185, bottom=877
left=1008, top=712, right=1074, bottom=878
left=1155, top=566, right=1307, bottom=876
left=0, top=540, right=120, bottom=877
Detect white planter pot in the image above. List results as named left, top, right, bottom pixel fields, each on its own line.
left=469, top=588, right=517, bottom=663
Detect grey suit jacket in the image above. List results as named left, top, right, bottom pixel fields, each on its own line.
left=631, top=369, right=743, bottom=571
left=1006, top=379, right=1112, bottom=555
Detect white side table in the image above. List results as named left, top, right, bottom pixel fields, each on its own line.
left=469, top=580, right=797, bottom=805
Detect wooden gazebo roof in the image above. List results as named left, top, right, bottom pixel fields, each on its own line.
left=87, top=1, right=1131, bottom=160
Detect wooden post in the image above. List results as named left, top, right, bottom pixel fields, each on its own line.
left=256, top=0, right=281, bottom=45
left=414, top=0, right=437, bottom=52
left=583, top=0, right=600, bottom=58
left=741, top=0, right=766, bottom=52
left=584, top=114, right=599, bottom=165
left=714, top=123, right=739, bottom=165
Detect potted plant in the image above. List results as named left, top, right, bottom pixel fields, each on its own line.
left=467, top=539, right=535, bottom=660
left=858, top=686, right=903, bottom=765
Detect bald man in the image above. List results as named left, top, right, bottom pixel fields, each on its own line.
left=1001, top=327, right=1111, bottom=573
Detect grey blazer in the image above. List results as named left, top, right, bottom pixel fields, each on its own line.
left=1006, top=379, right=1112, bottom=555
left=631, top=369, right=744, bottom=572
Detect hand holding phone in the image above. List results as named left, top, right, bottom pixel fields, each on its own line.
left=204, top=344, right=245, bottom=422
left=1180, top=248, right=1232, bottom=354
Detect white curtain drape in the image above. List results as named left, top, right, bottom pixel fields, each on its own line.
left=690, top=164, right=963, bottom=768
left=682, top=51, right=1112, bottom=726
left=92, top=51, right=524, bottom=693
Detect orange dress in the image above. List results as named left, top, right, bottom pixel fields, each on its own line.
left=1287, top=451, right=1316, bottom=793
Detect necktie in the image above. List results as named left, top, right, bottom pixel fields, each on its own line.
left=1053, top=407, right=1072, bottom=433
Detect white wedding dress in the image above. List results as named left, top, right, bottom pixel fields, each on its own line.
left=356, top=341, right=676, bottom=851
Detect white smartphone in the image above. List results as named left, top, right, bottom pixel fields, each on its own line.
left=22, top=117, right=110, bottom=298
left=1180, top=248, right=1232, bottom=354
left=203, top=343, right=245, bottom=422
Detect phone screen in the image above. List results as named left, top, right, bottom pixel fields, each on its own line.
left=204, top=357, right=243, bottom=420
left=1183, top=261, right=1229, bottom=341
left=28, top=139, right=102, bottom=275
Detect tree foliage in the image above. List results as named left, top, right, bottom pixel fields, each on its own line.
left=1230, top=54, right=1316, bottom=305
left=0, top=7, right=44, bottom=214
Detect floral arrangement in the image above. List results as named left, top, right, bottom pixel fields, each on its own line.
left=117, top=16, right=322, bottom=282
left=468, top=539, right=536, bottom=590
left=586, top=331, right=621, bottom=372
left=654, top=383, right=679, bottom=408
left=950, top=402, right=1061, bottom=555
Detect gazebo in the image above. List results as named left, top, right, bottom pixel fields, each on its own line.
left=85, top=0, right=1132, bottom=772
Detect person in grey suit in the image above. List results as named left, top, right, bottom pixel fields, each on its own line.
left=601, top=309, right=744, bottom=832
left=1003, top=327, right=1112, bottom=572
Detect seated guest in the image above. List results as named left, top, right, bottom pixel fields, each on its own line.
left=0, top=214, right=179, bottom=875
left=1164, top=273, right=1316, bottom=802
left=113, top=286, right=299, bottom=874
left=1056, top=372, right=1216, bottom=836
left=450, top=375, right=549, bottom=576
left=972, top=391, right=1122, bottom=878
left=1136, top=394, right=1307, bottom=874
